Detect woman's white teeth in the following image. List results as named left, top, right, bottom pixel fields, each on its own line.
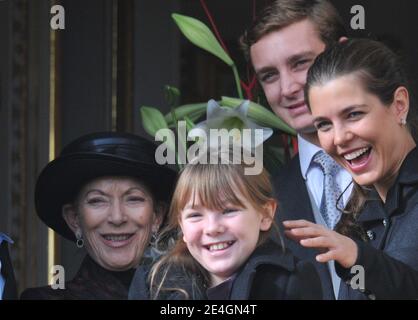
left=104, top=234, right=131, bottom=241
left=344, top=147, right=370, bottom=161
left=209, top=241, right=233, bottom=251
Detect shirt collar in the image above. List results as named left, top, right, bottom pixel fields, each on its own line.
left=298, top=134, right=323, bottom=179
left=0, top=233, right=13, bottom=245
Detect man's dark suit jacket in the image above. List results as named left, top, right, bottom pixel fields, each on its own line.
left=272, top=154, right=336, bottom=300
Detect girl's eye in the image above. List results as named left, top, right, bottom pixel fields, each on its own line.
left=223, top=208, right=239, bottom=215
left=185, top=212, right=202, bottom=219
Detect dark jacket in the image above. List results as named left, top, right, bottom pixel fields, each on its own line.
left=129, top=240, right=323, bottom=300
left=272, top=155, right=335, bottom=299
left=20, top=255, right=135, bottom=300
left=337, top=147, right=418, bottom=299
left=0, top=239, right=18, bottom=300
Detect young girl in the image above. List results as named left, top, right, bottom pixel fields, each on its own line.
left=129, top=148, right=322, bottom=300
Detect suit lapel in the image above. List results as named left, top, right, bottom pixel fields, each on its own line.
left=273, top=155, right=316, bottom=222
left=273, top=156, right=335, bottom=299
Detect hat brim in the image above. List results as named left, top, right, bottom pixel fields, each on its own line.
left=35, top=153, right=177, bottom=242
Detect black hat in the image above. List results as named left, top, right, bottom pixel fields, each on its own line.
left=35, top=132, right=177, bottom=242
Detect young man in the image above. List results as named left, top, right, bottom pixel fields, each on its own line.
left=240, top=0, right=351, bottom=299
left=0, top=232, right=17, bottom=299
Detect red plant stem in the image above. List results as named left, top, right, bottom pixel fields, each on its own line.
left=241, top=76, right=257, bottom=101
left=242, top=0, right=259, bottom=99
left=292, top=136, right=299, bottom=155
left=282, top=134, right=290, bottom=161
left=199, top=0, right=230, bottom=56
left=199, top=0, right=260, bottom=100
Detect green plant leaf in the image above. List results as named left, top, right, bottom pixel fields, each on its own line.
left=165, top=102, right=207, bottom=125
left=164, top=85, right=181, bottom=108
left=183, top=115, right=195, bottom=131
left=172, top=13, right=234, bottom=67
left=140, top=106, right=169, bottom=136
left=221, top=97, right=296, bottom=135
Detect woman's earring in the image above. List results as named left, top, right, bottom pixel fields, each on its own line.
left=75, top=230, right=84, bottom=248
left=401, top=118, right=407, bottom=125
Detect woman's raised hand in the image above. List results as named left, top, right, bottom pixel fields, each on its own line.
left=283, top=219, right=358, bottom=268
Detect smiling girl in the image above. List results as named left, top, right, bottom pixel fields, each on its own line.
left=129, top=148, right=322, bottom=300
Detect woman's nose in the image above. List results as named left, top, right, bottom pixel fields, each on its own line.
left=107, top=201, right=127, bottom=225
left=333, top=125, right=353, bottom=146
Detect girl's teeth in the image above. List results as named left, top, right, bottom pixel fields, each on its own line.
left=344, top=147, right=370, bottom=161
left=209, top=241, right=233, bottom=251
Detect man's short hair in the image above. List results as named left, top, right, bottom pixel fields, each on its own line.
left=240, top=0, right=346, bottom=62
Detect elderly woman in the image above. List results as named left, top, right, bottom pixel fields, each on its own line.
left=284, top=39, right=418, bottom=299
left=20, top=132, right=177, bottom=299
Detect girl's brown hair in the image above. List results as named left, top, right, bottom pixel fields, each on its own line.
left=148, top=148, right=280, bottom=299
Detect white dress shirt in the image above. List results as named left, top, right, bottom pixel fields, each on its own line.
left=298, top=135, right=353, bottom=208
left=297, top=135, right=353, bottom=299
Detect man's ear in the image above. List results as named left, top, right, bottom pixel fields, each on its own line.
left=260, top=199, right=277, bottom=231
left=338, top=36, right=348, bottom=43
left=62, top=204, right=80, bottom=234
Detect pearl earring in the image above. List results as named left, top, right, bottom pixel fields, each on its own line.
left=401, top=118, right=407, bottom=125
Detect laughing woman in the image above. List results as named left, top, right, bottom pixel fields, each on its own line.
left=284, top=39, right=418, bottom=299
left=21, top=132, right=176, bottom=299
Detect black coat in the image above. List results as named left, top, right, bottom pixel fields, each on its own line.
left=129, top=240, right=323, bottom=300
left=0, top=240, right=17, bottom=300
left=20, top=255, right=135, bottom=300
left=337, top=147, right=418, bottom=299
left=230, top=239, right=322, bottom=299
left=272, top=155, right=335, bottom=299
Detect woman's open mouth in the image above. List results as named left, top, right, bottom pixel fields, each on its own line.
left=342, top=146, right=372, bottom=173
left=101, top=233, right=135, bottom=248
